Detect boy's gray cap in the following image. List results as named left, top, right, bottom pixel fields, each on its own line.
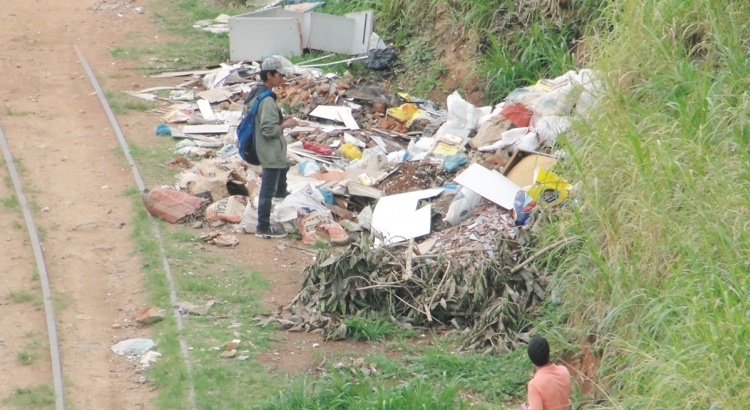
left=261, top=56, right=284, bottom=72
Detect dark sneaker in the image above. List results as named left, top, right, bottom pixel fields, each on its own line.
left=255, top=226, right=287, bottom=239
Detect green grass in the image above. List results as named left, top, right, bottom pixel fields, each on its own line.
left=3, top=106, right=30, bottom=116
left=37, top=225, right=46, bottom=241
left=342, top=314, right=417, bottom=342
left=261, top=374, right=470, bottom=410
left=259, top=341, right=531, bottom=409
left=1, top=194, right=19, bottom=210
left=125, top=141, right=176, bottom=186
left=126, top=187, right=289, bottom=408
left=8, top=290, right=36, bottom=304
left=541, top=0, right=750, bottom=408
left=16, top=350, right=39, bottom=365
left=0, top=385, right=55, bottom=409
left=397, top=36, right=451, bottom=97
left=104, top=90, right=156, bottom=115
left=16, top=335, right=42, bottom=366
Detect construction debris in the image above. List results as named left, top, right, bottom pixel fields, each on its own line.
left=133, top=44, right=598, bottom=352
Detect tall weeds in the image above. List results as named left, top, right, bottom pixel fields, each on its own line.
left=558, top=0, right=750, bottom=407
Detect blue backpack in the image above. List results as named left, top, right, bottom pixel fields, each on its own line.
left=237, top=89, right=274, bottom=165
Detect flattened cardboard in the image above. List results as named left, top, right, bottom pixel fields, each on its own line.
left=196, top=88, right=233, bottom=104
left=504, top=152, right=558, bottom=187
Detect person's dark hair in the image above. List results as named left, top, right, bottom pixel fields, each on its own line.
left=260, top=69, right=279, bottom=82
left=527, top=337, right=550, bottom=367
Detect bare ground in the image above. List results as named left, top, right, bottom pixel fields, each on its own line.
left=0, top=0, right=351, bottom=408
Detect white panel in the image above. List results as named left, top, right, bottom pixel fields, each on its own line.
left=454, top=163, right=521, bottom=210
left=229, top=17, right=302, bottom=61
left=308, top=13, right=356, bottom=54
left=229, top=7, right=375, bottom=58
left=345, top=10, right=373, bottom=54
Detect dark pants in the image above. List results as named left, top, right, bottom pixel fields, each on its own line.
left=257, top=167, right=288, bottom=231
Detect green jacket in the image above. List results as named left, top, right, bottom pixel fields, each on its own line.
left=245, top=86, right=287, bottom=169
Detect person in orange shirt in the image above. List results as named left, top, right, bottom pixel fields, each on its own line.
left=522, top=337, right=571, bottom=410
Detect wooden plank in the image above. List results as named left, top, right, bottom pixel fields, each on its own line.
left=149, top=69, right=215, bottom=78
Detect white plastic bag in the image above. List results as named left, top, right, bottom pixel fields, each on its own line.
left=501, top=127, right=528, bottom=147
left=515, top=131, right=540, bottom=152
left=433, top=91, right=490, bottom=140
left=235, top=199, right=259, bottom=233
left=535, top=116, right=571, bottom=146
left=276, top=183, right=330, bottom=223
left=299, top=161, right=321, bottom=177
left=444, top=187, right=484, bottom=226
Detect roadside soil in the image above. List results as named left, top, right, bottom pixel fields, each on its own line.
left=0, top=0, right=357, bottom=408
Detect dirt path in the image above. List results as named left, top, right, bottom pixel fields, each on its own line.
left=0, top=1, right=158, bottom=408
left=0, top=1, right=369, bottom=407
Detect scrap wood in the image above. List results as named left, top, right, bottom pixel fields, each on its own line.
left=372, top=127, right=412, bottom=140
left=150, top=69, right=216, bottom=78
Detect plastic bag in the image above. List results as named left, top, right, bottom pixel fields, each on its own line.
left=511, top=190, right=535, bottom=226
left=526, top=167, right=571, bottom=207
left=535, top=116, right=571, bottom=146
left=111, top=338, right=155, bottom=356
left=357, top=205, right=373, bottom=230
left=365, top=48, right=397, bottom=70
left=387, top=150, right=409, bottom=163
left=298, top=212, right=332, bottom=244
left=155, top=124, right=172, bottom=136
left=387, top=103, right=426, bottom=126
left=205, top=196, right=247, bottom=223
left=302, top=140, right=334, bottom=156
left=442, top=153, right=469, bottom=172
left=433, top=91, right=489, bottom=140
left=317, top=188, right=334, bottom=205
left=236, top=198, right=260, bottom=233
left=444, top=187, right=484, bottom=226
left=299, top=161, right=321, bottom=177
left=515, top=130, right=540, bottom=152
left=276, top=184, right=330, bottom=223
left=337, top=142, right=362, bottom=160
left=323, top=222, right=350, bottom=245
left=499, top=104, right=533, bottom=127
left=141, top=188, right=206, bottom=224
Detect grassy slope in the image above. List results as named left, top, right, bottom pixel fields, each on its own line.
left=559, top=0, right=750, bottom=407
left=360, top=0, right=750, bottom=407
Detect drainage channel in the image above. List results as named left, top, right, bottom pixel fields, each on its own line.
left=0, top=123, right=65, bottom=410
left=74, top=45, right=198, bottom=410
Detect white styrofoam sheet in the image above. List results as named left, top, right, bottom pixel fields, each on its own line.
left=371, top=188, right=444, bottom=245
left=454, top=163, right=521, bottom=210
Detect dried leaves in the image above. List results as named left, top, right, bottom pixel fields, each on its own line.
left=252, top=227, right=569, bottom=354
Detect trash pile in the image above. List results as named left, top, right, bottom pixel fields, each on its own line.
left=131, top=52, right=599, bottom=352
